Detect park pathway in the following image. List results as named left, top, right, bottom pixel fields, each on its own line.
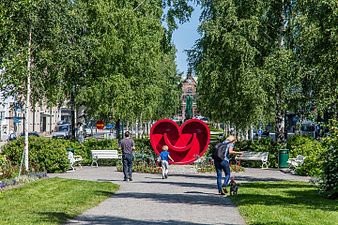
left=49, top=166, right=310, bottom=225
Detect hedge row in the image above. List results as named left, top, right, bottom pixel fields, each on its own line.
left=0, top=137, right=158, bottom=178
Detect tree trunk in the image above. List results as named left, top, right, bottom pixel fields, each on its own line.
left=24, top=28, right=32, bottom=172
left=245, top=127, right=249, bottom=140
left=250, top=125, right=254, bottom=140
left=275, top=91, right=286, bottom=143
left=275, top=0, right=287, bottom=143
left=70, top=88, right=76, bottom=140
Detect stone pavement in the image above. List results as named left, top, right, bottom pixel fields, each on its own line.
left=49, top=166, right=310, bottom=225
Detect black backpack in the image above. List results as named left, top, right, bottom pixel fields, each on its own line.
left=212, top=142, right=229, bottom=161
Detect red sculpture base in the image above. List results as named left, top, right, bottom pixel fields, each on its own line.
left=150, top=119, right=210, bottom=164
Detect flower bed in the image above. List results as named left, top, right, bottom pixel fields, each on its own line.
left=196, top=157, right=245, bottom=173
left=0, top=172, right=48, bottom=191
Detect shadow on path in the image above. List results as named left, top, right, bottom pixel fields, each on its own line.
left=108, top=192, right=234, bottom=207
left=138, top=180, right=216, bottom=190
left=67, top=215, right=242, bottom=225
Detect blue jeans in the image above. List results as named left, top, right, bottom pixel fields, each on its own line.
left=214, top=159, right=230, bottom=193
left=122, top=154, right=133, bottom=180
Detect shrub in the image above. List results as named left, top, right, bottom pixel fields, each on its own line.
left=0, top=155, right=16, bottom=179
left=82, top=138, right=119, bottom=166
left=196, top=156, right=245, bottom=173
left=320, top=120, right=338, bottom=199
left=2, top=137, right=69, bottom=173
left=116, top=159, right=161, bottom=174
left=134, top=139, right=158, bottom=165
left=287, top=135, right=324, bottom=176
left=236, top=139, right=280, bottom=168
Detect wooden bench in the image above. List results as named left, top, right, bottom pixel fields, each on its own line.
left=91, top=150, right=121, bottom=167
left=236, top=151, right=269, bottom=169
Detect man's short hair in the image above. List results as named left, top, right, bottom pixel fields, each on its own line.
left=125, top=131, right=130, bottom=137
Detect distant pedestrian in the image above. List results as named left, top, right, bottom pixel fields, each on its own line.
left=76, top=122, right=84, bottom=143
left=212, top=135, right=242, bottom=195
left=119, top=131, right=135, bottom=181
left=160, top=145, right=174, bottom=179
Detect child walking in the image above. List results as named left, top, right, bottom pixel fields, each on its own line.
left=160, top=145, right=174, bottom=179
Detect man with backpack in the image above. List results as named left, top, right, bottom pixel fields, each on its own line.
left=212, top=135, right=242, bottom=195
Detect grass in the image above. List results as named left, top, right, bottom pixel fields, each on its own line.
left=0, top=177, right=119, bottom=225
left=230, top=181, right=338, bottom=225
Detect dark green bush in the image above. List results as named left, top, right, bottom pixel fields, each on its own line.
left=82, top=138, right=119, bottom=166
left=2, top=137, right=69, bottom=173
left=320, top=120, right=338, bottom=199
left=0, top=155, right=16, bottom=179
left=236, top=139, right=280, bottom=168
left=133, top=139, right=157, bottom=166
left=287, top=135, right=324, bottom=176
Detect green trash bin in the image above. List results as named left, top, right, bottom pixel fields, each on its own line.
left=278, top=149, right=289, bottom=168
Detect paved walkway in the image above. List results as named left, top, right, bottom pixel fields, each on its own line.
left=49, top=166, right=310, bottom=225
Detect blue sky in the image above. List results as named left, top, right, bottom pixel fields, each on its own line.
left=172, top=4, right=201, bottom=75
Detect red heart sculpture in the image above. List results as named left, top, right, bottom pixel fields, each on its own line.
left=150, top=119, right=210, bottom=164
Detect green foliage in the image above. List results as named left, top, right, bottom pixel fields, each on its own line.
left=236, top=139, right=281, bottom=168
left=196, top=157, right=245, bottom=173
left=116, top=160, right=161, bottom=174
left=320, top=120, right=338, bottom=199
left=0, top=155, right=15, bottom=179
left=190, top=0, right=337, bottom=140
left=116, top=138, right=160, bottom=174
left=2, top=137, right=69, bottom=173
left=1, top=137, right=121, bottom=172
left=287, top=135, right=324, bottom=176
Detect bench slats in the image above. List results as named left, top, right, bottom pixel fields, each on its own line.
left=236, top=151, right=269, bottom=169
left=91, top=150, right=121, bottom=167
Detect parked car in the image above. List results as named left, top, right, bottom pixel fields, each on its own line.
left=20, top=132, right=40, bottom=137
left=7, top=133, right=17, bottom=141
left=300, top=121, right=316, bottom=138
left=52, top=123, right=71, bottom=139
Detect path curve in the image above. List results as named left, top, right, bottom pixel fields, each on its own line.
left=50, top=166, right=310, bottom=225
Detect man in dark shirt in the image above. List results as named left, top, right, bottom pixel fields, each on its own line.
left=119, top=131, right=135, bottom=181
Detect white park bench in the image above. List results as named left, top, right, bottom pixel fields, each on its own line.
left=236, top=151, right=269, bottom=169
left=91, top=150, right=121, bottom=167
left=287, top=155, right=306, bottom=169
left=67, top=151, right=83, bottom=171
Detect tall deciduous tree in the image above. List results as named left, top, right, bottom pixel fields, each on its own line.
left=190, top=0, right=337, bottom=142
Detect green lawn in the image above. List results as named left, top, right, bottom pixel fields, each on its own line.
left=230, top=181, right=338, bottom=225
left=0, top=177, right=119, bottom=225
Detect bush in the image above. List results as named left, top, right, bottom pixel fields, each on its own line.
left=320, top=120, right=338, bottom=199
left=116, top=159, right=161, bottom=174
left=133, top=139, right=158, bottom=165
left=0, top=155, right=15, bottom=179
left=287, top=135, right=324, bottom=176
left=236, top=139, right=281, bottom=168
left=2, top=137, right=70, bottom=173
left=82, top=138, right=119, bottom=166
left=196, top=156, right=245, bottom=173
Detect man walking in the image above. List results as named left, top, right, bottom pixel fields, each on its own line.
left=119, top=131, right=135, bottom=181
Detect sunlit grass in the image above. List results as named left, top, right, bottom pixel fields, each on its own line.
left=230, top=181, right=338, bottom=225
left=0, top=177, right=119, bottom=225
